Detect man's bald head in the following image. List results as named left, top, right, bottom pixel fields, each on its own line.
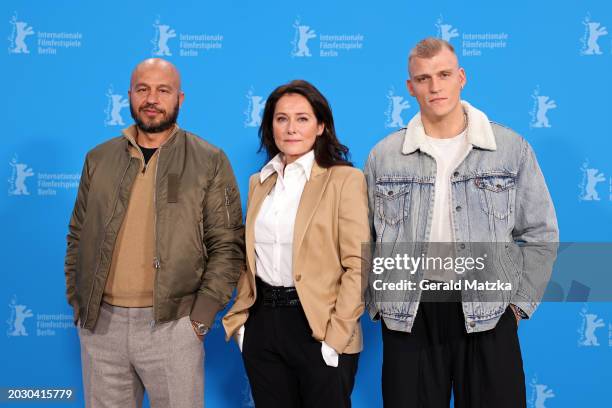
left=130, top=58, right=182, bottom=91
left=128, top=58, right=185, bottom=135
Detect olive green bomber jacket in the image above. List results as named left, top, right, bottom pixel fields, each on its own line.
left=64, top=128, right=245, bottom=330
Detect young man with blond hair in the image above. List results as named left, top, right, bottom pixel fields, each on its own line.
left=365, top=38, right=558, bottom=407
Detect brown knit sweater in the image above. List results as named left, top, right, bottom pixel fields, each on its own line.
left=103, top=126, right=174, bottom=307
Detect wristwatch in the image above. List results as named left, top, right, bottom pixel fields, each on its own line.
left=191, top=320, right=210, bottom=336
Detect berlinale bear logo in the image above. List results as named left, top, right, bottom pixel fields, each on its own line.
left=244, top=88, right=266, bottom=128
left=152, top=19, right=176, bottom=56
left=105, top=85, right=130, bottom=127
left=291, top=19, right=316, bottom=57
left=6, top=296, right=33, bottom=337
left=529, top=87, right=557, bottom=129
left=580, top=14, right=608, bottom=55
left=385, top=87, right=411, bottom=129
left=8, top=14, right=35, bottom=54
left=8, top=155, right=34, bottom=196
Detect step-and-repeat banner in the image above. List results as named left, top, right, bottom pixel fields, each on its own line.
left=2, top=1, right=611, bottom=407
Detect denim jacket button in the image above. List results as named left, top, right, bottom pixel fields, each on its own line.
left=456, top=206, right=462, bottom=211
left=469, top=321, right=476, bottom=328
left=387, top=190, right=394, bottom=196
left=459, top=243, right=466, bottom=250
left=453, top=171, right=459, bottom=177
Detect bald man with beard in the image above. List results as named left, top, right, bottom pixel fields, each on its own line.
left=64, top=58, right=245, bottom=408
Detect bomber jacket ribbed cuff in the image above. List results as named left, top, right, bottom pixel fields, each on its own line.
left=190, top=292, right=223, bottom=328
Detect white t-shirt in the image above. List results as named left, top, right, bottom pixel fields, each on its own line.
left=424, top=130, right=469, bottom=281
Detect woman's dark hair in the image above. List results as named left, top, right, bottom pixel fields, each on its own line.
left=258, top=79, right=352, bottom=168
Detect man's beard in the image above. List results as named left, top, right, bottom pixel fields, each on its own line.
left=130, top=99, right=180, bottom=133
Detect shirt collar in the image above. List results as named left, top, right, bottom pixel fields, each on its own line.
left=260, top=150, right=316, bottom=183
left=402, top=100, right=497, bottom=155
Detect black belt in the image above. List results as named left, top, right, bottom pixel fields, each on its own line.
left=256, top=277, right=301, bottom=307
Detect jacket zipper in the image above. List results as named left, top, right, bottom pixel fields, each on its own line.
left=133, top=141, right=159, bottom=327
left=224, top=186, right=231, bottom=227
left=83, top=157, right=132, bottom=326
left=149, top=127, right=178, bottom=326
left=134, top=141, right=160, bottom=327
left=152, top=147, right=161, bottom=327
left=132, top=128, right=176, bottom=327
left=136, top=145, right=147, bottom=174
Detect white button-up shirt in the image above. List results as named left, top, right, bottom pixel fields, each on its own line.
left=254, top=150, right=315, bottom=287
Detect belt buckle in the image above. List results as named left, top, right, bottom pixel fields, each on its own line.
left=261, top=286, right=297, bottom=307
left=264, top=287, right=279, bottom=307
left=277, top=290, right=288, bottom=307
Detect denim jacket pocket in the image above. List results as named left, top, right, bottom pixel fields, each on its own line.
left=475, top=174, right=516, bottom=220
left=375, top=181, right=412, bottom=226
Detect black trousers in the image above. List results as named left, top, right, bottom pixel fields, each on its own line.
left=242, top=297, right=359, bottom=408
left=382, top=301, right=526, bottom=408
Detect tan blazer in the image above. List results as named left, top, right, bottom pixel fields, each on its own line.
left=223, top=162, right=369, bottom=354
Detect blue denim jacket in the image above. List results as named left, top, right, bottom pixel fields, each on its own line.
left=364, top=101, right=559, bottom=333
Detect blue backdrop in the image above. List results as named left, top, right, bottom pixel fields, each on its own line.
left=2, top=1, right=611, bottom=407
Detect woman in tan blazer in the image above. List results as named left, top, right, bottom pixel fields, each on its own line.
left=223, top=80, right=369, bottom=407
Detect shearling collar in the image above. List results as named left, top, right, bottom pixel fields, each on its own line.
left=402, top=100, right=497, bottom=154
